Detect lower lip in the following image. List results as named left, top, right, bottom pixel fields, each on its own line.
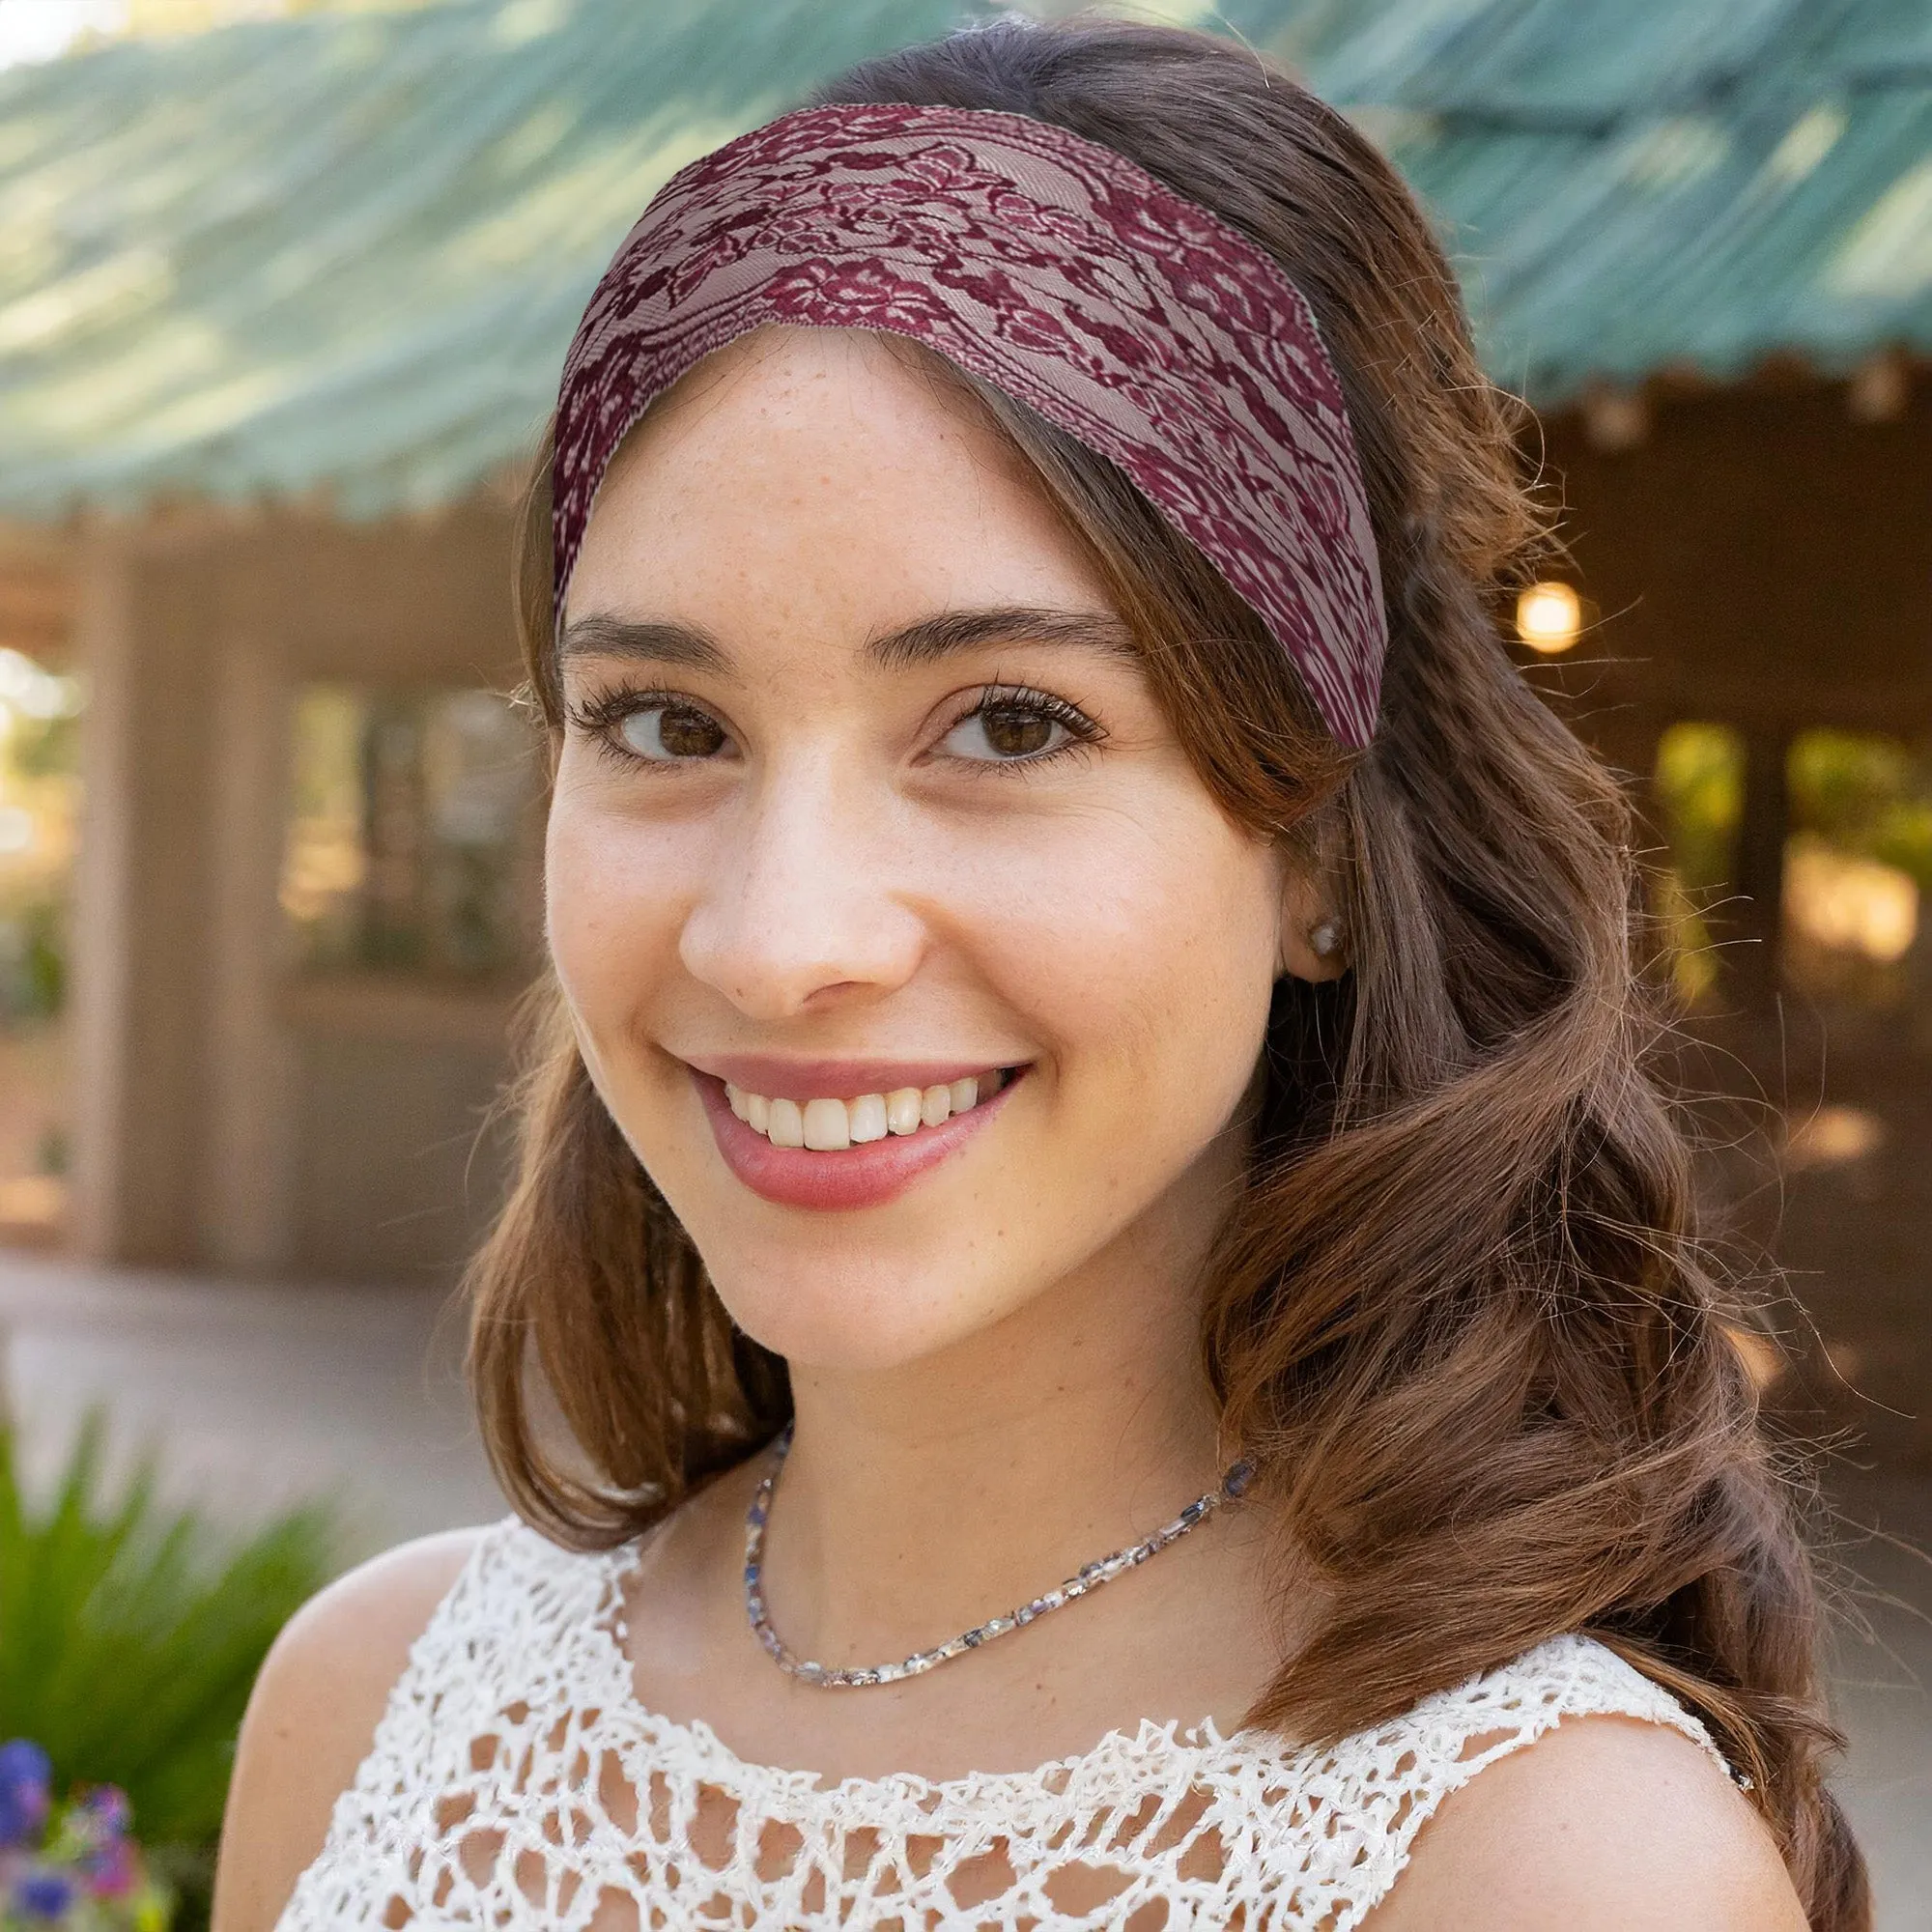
left=693, top=1069, right=1023, bottom=1211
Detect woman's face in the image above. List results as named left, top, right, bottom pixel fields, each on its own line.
left=551, top=327, right=1310, bottom=1372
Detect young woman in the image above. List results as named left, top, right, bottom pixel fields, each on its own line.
left=213, top=16, right=1864, bottom=1929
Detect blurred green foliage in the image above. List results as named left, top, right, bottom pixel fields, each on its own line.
left=1655, top=723, right=1745, bottom=895
left=1788, top=729, right=1932, bottom=890
left=1651, top=723, right=1931, bottom=1005
left=1653, top=723, right=1745, bottom=1001
left=0, top=1417, right=335, bottom=1927
left=4, top=713, right=78, bottom=785
left=0, top=898, right=66, bottom=1024
left=0, top=657, right=79, bottom=1029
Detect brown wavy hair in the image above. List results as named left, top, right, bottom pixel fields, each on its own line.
left=467, top=15, right=1865, bottom=1922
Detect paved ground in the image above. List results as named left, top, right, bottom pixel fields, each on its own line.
left=1825, top=1473, right=1932, bottom=1924
left=4, top=1250, right=1928, bottom=1925
left=1, top=1252, right=502, bottom=1553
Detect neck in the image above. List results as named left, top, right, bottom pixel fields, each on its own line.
left=759, top=1149, right=1236, bottom=1665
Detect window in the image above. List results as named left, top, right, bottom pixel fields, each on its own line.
left=0, top=645, right=81, bottom=1241
left=1784, top=729, right=1928, bottom=1005
left=280, top=685, right=537, bottom=980
left=1653, top=721, right=1744, bottom=1003
left=1652, top=723, right=1930, bottom=1008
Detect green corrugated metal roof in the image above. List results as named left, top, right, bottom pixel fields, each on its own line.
left=0, top=0, right=1927, bottom=521
left=1246, top=0, right=1932, bottom=399
left=0, top=0, right=980, bottom=520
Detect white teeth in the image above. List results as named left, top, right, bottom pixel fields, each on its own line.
left=724, top=1072, right=1006, bottom=1151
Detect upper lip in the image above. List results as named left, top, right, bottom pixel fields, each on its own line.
left=683, top=1054, right=1021, bottom=1101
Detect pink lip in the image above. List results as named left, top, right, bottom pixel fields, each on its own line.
left=687, top=1055, right=1009, bottom=1103
left=691, top=1065, right=1025, bottom=1211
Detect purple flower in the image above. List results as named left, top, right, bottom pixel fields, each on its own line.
left=84, top=1836, right=137, bottom=1898
left=0, top=1743, right=51, bottom=1851
left=12, top=1865, right=73, bottom=1919
left=75, top=1785, right=131, bottom=1843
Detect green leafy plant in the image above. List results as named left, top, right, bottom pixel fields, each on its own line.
left=0, top=1417, right=336, bottom=1926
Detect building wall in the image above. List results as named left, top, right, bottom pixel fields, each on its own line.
left=1537, top=376, right=1932, bottom=994
left=68, top=501, right=536, bottom=1283
left=1541, top=378, right=1932, bottom=743
left=43, top=375, right=1932, bottom=1285
left=289, top=1016, right=514, bottom=1283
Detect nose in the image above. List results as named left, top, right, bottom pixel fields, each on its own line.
left=678, top=750, right=927, bottom=1021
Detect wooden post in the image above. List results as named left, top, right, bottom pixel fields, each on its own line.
left=201, top=634, right=299, bottom=1271
left=68, top=534, right=307, bottom=1271
left=1730, top=725, right=1791, bottom=1005
left=67, top=536, right=220, bottom=1263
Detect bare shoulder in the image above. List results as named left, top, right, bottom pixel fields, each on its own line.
left=1364, top=1712, right=1808, bottom=1931
left=210, top=1525, right=490, bottom=1932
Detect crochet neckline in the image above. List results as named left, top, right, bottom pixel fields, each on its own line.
left=276, top=1516, right=1736, bottom=1932
left=587, top=1536, right=1251, bottom=1800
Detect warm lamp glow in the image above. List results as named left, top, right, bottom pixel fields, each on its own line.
left=1516, top=581, right=1582, bottom=654
left=1785, top=838, right=1918, bottom=963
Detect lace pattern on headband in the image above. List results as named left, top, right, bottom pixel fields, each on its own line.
left=554, top=104, right=1388, bottom=749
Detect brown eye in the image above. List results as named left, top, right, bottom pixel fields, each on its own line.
left=618, top=702, right=727, bottom=760
left=980, top=705, right=1055, bottom=757
left=981, top=707, right=1059, bottom=757
left=942, top=690, right=1092, bottom=765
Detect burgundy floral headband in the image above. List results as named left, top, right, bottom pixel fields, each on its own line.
left=554, top=103, right=1387, bottom=748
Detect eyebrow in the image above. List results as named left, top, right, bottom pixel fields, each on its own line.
left=557, top=612, right=730, bottom=672
left=556, top=605, right=1137, bottom=675
left=864, top=606, right=1137, bottom=670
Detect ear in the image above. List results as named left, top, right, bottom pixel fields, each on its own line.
left=1275, top=853, right=1348, bottom=984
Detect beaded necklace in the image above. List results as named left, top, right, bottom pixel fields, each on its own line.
left=744, top=1426, right=1253, bottom=1689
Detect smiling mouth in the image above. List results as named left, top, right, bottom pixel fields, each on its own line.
left=724, top=1069, right=1014, bottom=1151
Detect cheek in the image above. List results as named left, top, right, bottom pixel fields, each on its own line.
left=542, top=781, right=690, bottom=1040
left=952, top=797, right=1279, bottom=1113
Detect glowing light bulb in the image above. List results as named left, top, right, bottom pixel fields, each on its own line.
left=1516, top=582, right=1582, bottom=655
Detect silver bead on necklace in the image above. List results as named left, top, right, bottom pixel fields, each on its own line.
left=743, top=1424, right=1254, bottom=1690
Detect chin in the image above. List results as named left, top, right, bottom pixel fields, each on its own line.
left=704, top=1244, right=1038, bottom=1376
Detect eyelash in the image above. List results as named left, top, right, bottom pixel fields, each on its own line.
left=562, top=681, right=1106, bottom=771
left=563, top=682, right=687, bottom=767
left=951, top=684, right=1105, bottom=770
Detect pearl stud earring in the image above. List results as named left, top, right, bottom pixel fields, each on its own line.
left=1309, top=918, right=1343, bottom=960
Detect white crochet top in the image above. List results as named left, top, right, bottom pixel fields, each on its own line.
left=278, top=1516, right=1731, bottom=1930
